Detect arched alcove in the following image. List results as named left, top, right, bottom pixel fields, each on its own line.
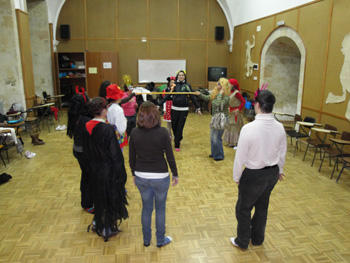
left=260, top=27, right=306, bottom=117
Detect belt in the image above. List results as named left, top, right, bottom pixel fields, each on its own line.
left=262, top=165, right=278, bottom=170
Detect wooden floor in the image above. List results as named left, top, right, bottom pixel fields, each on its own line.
left=1, top=112, right=350, bottom=263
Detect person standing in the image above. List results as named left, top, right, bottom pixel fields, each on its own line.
left=121, top=85, right=138, bottom=139
left=129, top=101, right=178, bottom=247
left=224, top=79, right=246, bottom=148
left=195, top=77, right=230, bottom=161
left=231, top=90, right=287, bottom=250
left=162, top=76, right=176, bottom=139
left=67, top=94, right=93, bottom=213
left=106, top=84, right=128, bottom=152
left=159, top=70, right=202, bottom=151
left=85, top=97, right=128, bottom=242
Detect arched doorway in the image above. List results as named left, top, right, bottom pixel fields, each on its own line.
left=260, top=27, right=306, bottom=118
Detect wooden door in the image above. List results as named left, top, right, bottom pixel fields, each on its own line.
left=85, top=52, right=118, bottom=98
left=16, top=9, right=36, bottom=109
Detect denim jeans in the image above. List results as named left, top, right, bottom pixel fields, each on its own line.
left=135, top=176, right=170, bottom=244
left=235, top=166, right=279, bottom=249
left=210, top=128, right=225, bottom=159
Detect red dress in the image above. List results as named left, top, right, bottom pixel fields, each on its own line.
left=163, top=89, right=172, bottom=122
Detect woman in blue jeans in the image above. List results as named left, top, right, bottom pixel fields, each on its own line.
left=129, top=101, right=179, bottom=247
left=195, top=78, right=230, bottom=161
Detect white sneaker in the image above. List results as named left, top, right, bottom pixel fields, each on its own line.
left=230, top=237, right=239, bottom=247
left=55, top=125, right=67, bottom=131
left=25, top=150, right=36, bottom=159
left=233, top=146, right=238, bottom=150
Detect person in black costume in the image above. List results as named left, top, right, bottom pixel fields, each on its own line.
left=85, top=97, right=128, bottom=242
left=159, top=70, right=202, bottom=151
left=67, top=94, right=94, bottom=213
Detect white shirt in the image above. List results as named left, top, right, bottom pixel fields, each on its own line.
left=106, top=103, right=127, bottom=133
left=233, top=113, right=287, bottom=182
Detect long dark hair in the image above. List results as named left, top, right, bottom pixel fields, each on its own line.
left=99, top=80, right=111, bottom=98
left=67, top=94, right=88, bottom=138
left=88, top=97, right=108, bottom=117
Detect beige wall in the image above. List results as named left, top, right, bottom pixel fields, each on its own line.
left=0, top=0, right=26, bottom=113
left=27, top=0, right=54, bottom=98
left=230, top=0, right=350, bottom=132
left=56, top=0, right=230, bottom=89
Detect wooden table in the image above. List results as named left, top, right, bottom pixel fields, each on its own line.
left=311, top=127, right=340, bottom=144
left=272, top=111, right=295, bottom=117
left=32, top=103, right=55, bottom=132
left=50, top=94, right=65, bottom=109
left=296, top=121, right=323, bottom=127
left=6, top=112, right=21, bottom=119
left=273, top=112, right=295, bottom=128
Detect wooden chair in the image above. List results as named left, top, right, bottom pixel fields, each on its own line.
left=285, top=114, right=302, bottom=142
left=303, top=124, right=337, bottom=166
left=0, top=144, right=6, bottom=167
left=286, top=116, right=316, bottom=156
left=335, top=156, right=350, bottom=183
left=319, top=131, right=350, bottom=178
left=42, top=91, right=56, bottom=104
left=24, top=108, right=40, bottom=135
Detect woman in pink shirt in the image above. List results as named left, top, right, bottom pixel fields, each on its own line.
left=121, top=85, right=138, bottom=138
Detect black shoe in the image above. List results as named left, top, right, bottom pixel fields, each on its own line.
left=209, top=155, right=213, bottom=158
left=214, top=158, right=224, bottom=161
left=144, top=242, right=150, bottom=247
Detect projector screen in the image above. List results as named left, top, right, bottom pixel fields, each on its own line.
left=138, top=60, right=186, bottom=83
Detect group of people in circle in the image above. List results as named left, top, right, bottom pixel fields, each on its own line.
left=67, top=70, right=245, bottom=246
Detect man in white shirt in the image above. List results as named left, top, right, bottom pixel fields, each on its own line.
left=231, top=90, right=287, bottom=250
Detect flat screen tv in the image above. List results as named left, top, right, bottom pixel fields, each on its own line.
left=208, top=67, right=227, bottom=81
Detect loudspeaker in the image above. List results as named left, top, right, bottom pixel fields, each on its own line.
left=60, top=25, right=70, bottom=40
left=215, top=26, right=224, bottom=41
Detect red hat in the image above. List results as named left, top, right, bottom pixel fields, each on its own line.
left=106, top=84, right=124, bottom=101
left=229, top=79, right=240, bottom=91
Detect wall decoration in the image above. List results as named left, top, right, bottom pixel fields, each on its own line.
left=245, top=35, right=256, bottom=77
left=325, top=34, right=350, bottom=121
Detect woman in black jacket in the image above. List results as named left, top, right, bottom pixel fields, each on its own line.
left=67, top=94, right=93, bottom=212
left=159, top=70, right=202, bottom=151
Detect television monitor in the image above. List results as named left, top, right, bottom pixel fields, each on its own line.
left=208, top=67, right=227, bottom=81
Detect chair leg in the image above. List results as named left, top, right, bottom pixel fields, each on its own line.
left=331, top=159, right=338, bottom=179
left=311, top=148, right=318, bottom=167
left=5, top=146, right=9, bottom=163
left=336, top=162, right=346, bottom=183
left=303, top=143, right=310, bottom=161
left=319, top=151, right=327, bottom=172
left=293, top=140, right=298, bottom=157
left=319, top=149, right=322, bottom=160
left=0, top=152, right=6, bottom=167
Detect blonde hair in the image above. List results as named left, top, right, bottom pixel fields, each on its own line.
left=210, top=77, right=230, bottom=100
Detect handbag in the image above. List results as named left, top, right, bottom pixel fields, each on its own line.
left=210, top=103, right=227, bottom=130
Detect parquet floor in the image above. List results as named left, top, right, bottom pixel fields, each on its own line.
left=1, top=112, right=350, bottom=263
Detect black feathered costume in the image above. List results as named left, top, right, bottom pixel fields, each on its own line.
left=85, top=119, right=128, bottom=241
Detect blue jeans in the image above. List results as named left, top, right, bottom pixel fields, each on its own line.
left=135, top=176, right=170, bottom=244
left=210, top=128, right=225, bottom=159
